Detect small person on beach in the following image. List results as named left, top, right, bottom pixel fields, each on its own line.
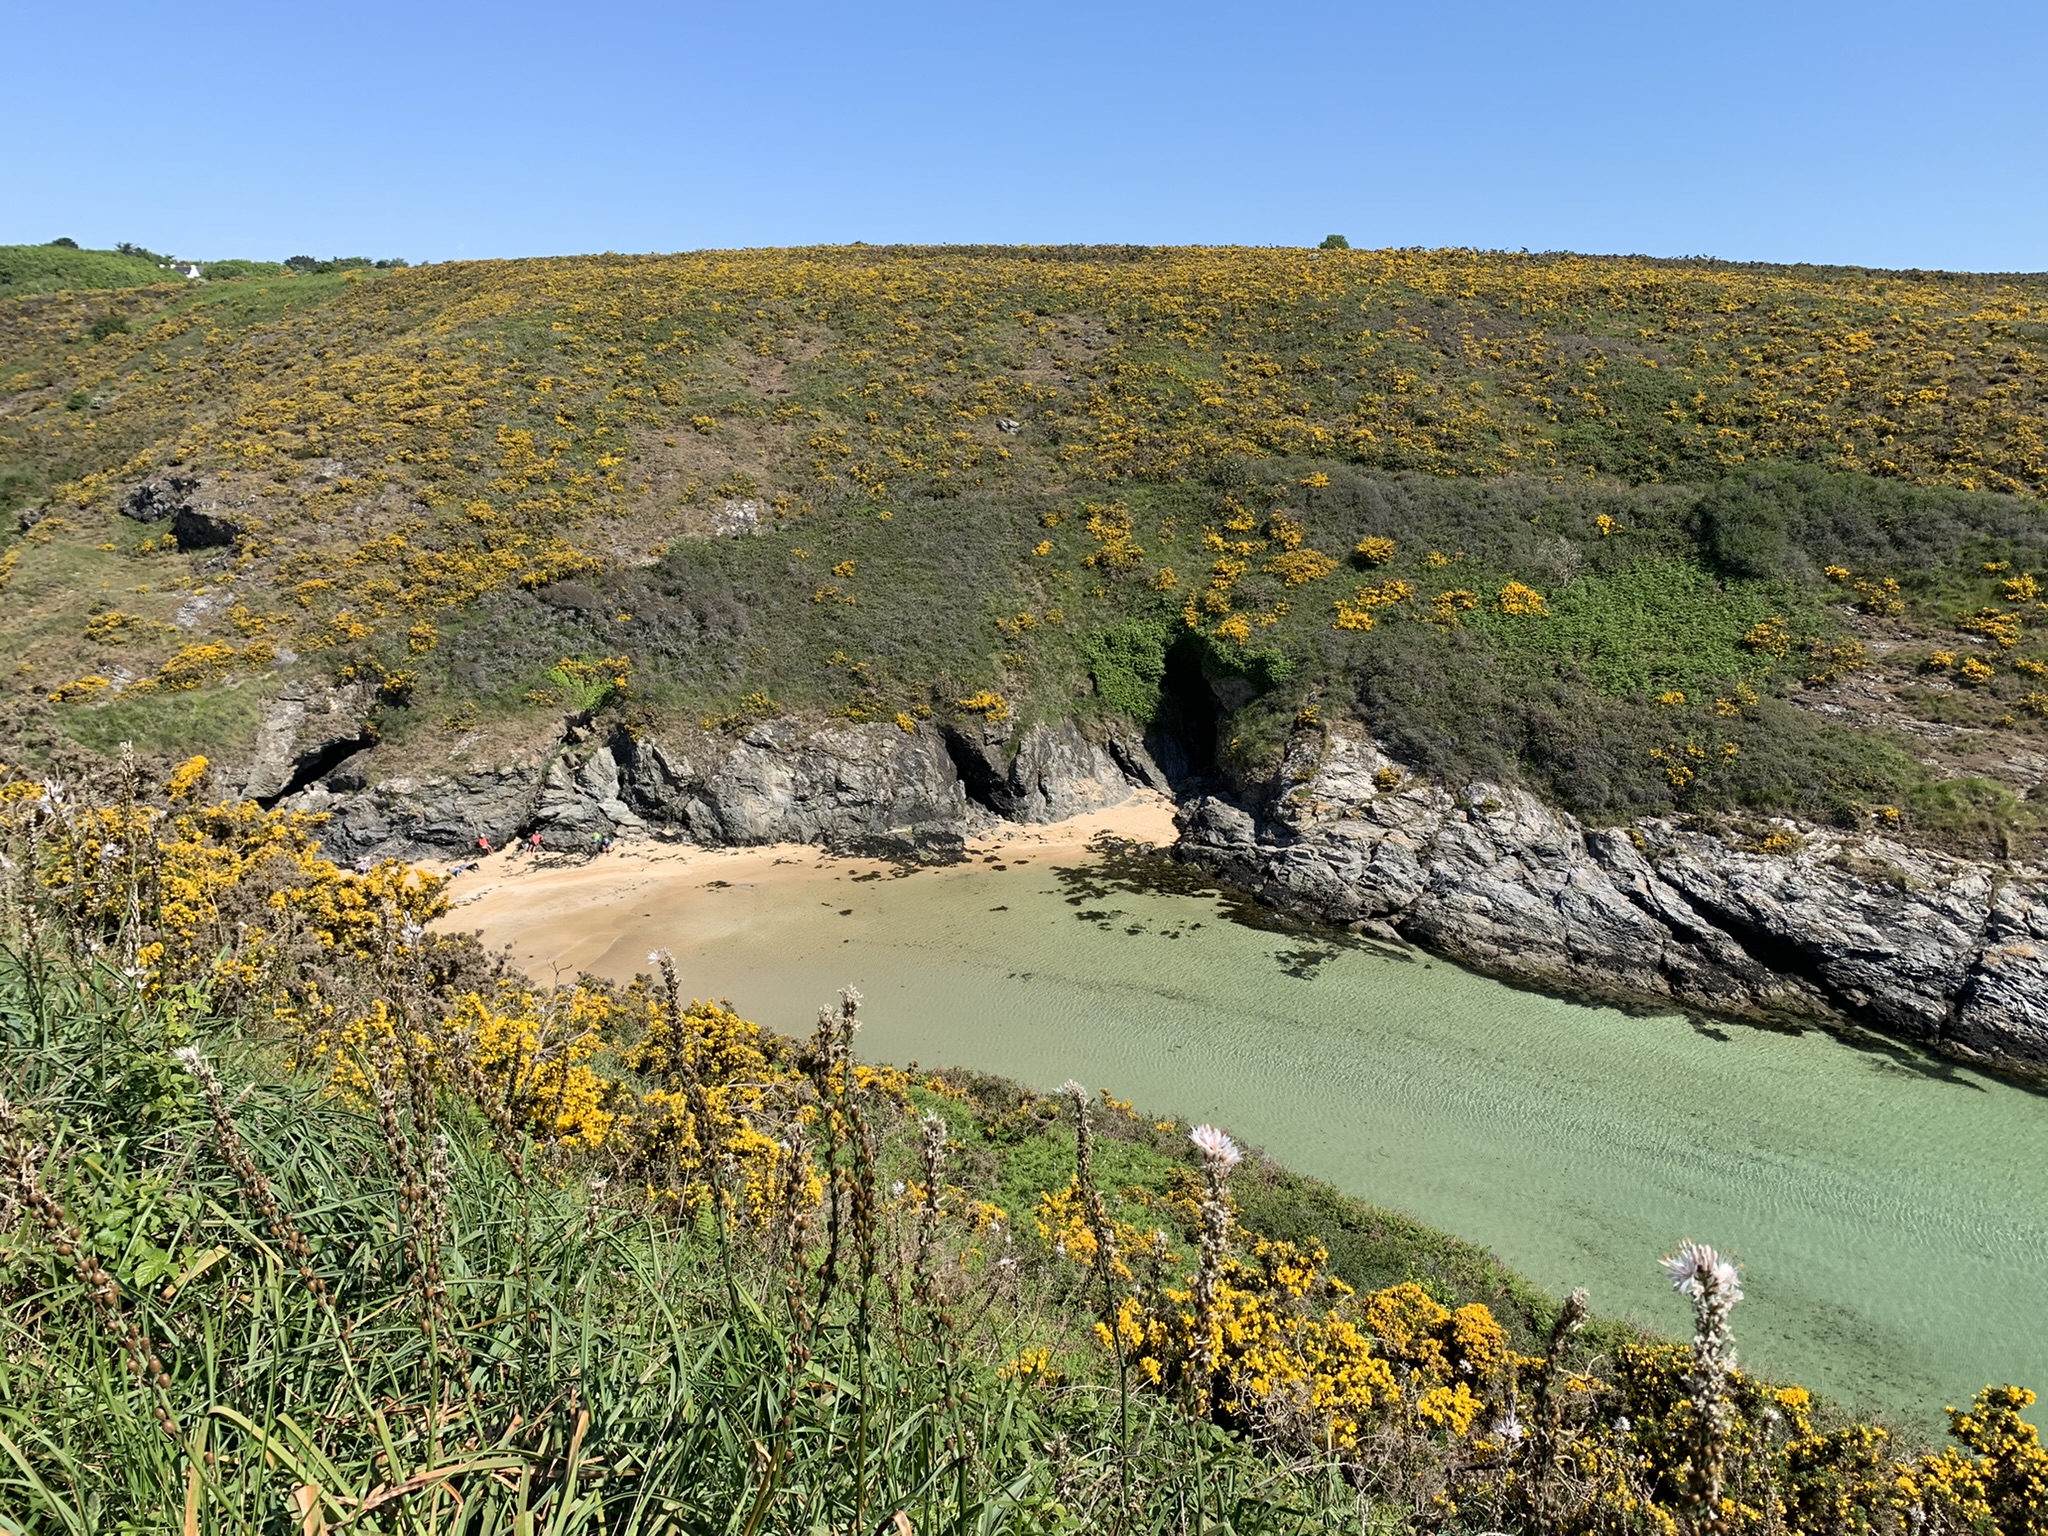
left=477, top=834, right=493, bottom=855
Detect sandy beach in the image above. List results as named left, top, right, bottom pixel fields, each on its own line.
left=432, top=790, right=1178, bottom=982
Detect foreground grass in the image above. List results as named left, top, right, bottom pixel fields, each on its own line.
left=4, top=760, right=2046, bottom=1534
left=0, top=970, right=1375, bottom=1533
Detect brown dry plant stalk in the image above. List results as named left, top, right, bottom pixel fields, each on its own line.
left=0, top=1092, right=179, bottom=1440
left=173, top=1046, right=332, bottom=1312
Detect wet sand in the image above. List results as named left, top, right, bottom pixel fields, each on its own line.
left=432, top=791, right=1179, bottom=981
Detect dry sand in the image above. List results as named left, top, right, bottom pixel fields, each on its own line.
left=432, top=790, right=1178, bottom=982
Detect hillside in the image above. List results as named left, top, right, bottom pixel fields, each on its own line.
left=6, top=246, right=2048, bottom=1527
left=6, top=246, right=2048, bottom=1062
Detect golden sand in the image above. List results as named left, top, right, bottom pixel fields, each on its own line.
left=432, top=791, right=1178, bottom=980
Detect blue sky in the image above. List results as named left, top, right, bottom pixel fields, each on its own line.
left=7, top=0, right=2043, bottom=271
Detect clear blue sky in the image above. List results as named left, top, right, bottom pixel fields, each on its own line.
left=7, top=0, right=2043, bottom=272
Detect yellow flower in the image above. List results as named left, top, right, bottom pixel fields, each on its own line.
left=1353, top=536, right=1396, bottom=566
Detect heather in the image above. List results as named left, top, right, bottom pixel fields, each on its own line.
left=5, top=759, right=2048, bottom=1533
left=5, top=247, right=2048, bottom=856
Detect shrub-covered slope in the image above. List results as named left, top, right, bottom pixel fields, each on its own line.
left=5, top=247, right=2048, bottom=855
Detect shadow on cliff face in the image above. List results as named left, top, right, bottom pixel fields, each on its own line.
left=1151, top=633, right=1220, bottom=782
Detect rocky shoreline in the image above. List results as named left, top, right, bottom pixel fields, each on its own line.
left=1178, top=730, right=2047, bottom=1073
left=249, top=689, right=2048, bottom=1073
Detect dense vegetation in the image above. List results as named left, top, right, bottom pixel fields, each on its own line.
left=5, top=758, right=2047, bottom=1533
left=0, top=245, right=182, bottom=303
left=4, top=244, right=2047, bottom=855
left=0, top=244, right=407, bottom=302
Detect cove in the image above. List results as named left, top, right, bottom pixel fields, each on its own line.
left=464, top=840, right=2048, bottom=1430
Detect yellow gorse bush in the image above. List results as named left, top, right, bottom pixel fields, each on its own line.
left=1040, top=1144, right=2048, bottom=1534
left=8, top=244, right=2046, bottom=702
left=0, top=760, right=819, bottom=1199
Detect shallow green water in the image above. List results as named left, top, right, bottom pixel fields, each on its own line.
left=623, top=850, right=2048, bottom=1429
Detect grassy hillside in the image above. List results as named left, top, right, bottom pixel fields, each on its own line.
left=5, top=759, right=2043, bottom=1534
left=5, top=247, right=2048, bottom=853
left=0, top=243, right=184, bottom=301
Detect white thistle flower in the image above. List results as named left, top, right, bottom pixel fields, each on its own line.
left=1662, top=1239, right=1742, bottom=1303
left=400, top=921, right=425, bottom=946
left=1189, top=1124, right=1241, bottom=1167
left=98, top=843, right=123, bottom=862
left=648, top=948, right=669, bottom=966
left=1059, top=1078, right=1088, bottom=1100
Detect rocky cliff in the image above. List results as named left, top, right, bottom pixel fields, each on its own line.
left=280, top=707, right=1150, bottom=866
left=1177, top=730, right=2048, bottom=1070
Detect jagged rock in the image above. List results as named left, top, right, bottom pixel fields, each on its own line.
left=283, top=713, right=1158, bottom=867
left=237, top=681, right=371, bottom=803
left=941, top=718, right=1140, bottom=823
left=171, top=506, right=241, bottom=551
left=118, top=474, right=242, bottom=549
left=120, top=475, right=198, bottom=523
left=1177, top=729, right=2048, bottom=1070
left=1105, top=725, right=1173, bottom=794
left=1954, top=888, right=2048, bottom=1061
left=601, top=718, right=972, bottom=861
left=291, top=763, right=544, bottom=862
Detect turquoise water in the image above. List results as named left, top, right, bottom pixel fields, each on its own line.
left=592, top=849, right=2048, bottom=1429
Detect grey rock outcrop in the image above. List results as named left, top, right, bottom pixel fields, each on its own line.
left=120, top=475, right=198, bottom=524
left=291, top=761, right=546, bottom=863
left=592, top=719, right=974, bottom=860
left=1179, top=730, right=2048, bottom=1069
left=237, top=680, right=371, bottom=803
left=942, top=718, right=1154, bottom=823
left=118, top=474, right=243, bottom=550
left=288, top=713, right=1155, bottom=865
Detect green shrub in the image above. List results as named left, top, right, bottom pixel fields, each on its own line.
left=0, top=242, right=174, bottom=298
left=1078, top=619, right=1170, bottom=720
left=1699, top=474, right=1796, bottom=579
left=197, top=258, right=286, bottom=281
